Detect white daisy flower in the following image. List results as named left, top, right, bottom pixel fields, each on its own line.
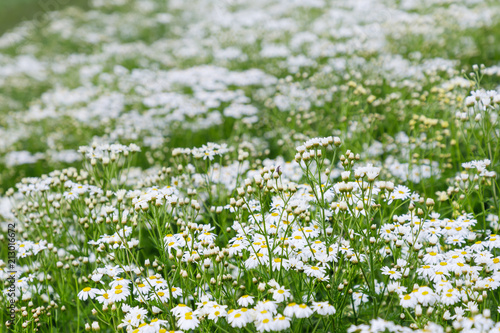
left=78, top=287, right=101, bottom=301
left=237, top=295, right=255, bottom=307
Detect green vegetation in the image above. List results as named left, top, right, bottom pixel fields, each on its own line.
left=1, top=0, right=500, bottom=332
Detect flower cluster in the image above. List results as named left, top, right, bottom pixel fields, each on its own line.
left=1, top=0, right=500, bottom=331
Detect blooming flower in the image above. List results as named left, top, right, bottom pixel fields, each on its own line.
left=400, top=294, right=418, bottom=308
left=177, top=312, right=199, bottom=330
left=312, top=301, right=336, bottom=315
left=271, top=286, right=291, bottom=303
left=237, top=295, right=255, bottom=307
left=78, top=287, right=101, bottom=301
left=381, top=266, right=402, bottom=280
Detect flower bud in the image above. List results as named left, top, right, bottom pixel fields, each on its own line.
left=92, top=321, right=100, bottom=331
left=415, top=305, right=422, bottom=317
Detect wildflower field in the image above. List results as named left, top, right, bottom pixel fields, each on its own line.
left=2, top=0, right=500, bottom=332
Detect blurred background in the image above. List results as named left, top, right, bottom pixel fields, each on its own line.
left=1, top=0, right=500, bottom=195
left=0, top=0, right=89, bottom=34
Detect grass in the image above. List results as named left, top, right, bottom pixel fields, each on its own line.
left=0, top=0, right=89, bottom=35
left=1, top=0, right=500, bottom=332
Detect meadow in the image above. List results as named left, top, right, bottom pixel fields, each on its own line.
left=1, top=0, right=500, bottom=332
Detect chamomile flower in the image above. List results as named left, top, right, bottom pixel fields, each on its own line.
left=416, top=264, right=434, bottom=279
left=198, top=231, right=217, bottom=243
left=148, top=318, right=169, bottom=331
left=78, top=287, right=101, bottom=301
left=294, top=304, right=313, bottom=318
left=400, top=294, right=418, bottom=308
left=109, top=285, right=130, bottom=302
left=303, top=265, right=327, bottom=279
left=100, top=265, right=124, bottom=278
left=352, top=292, right=369, bottom=310
left=381, top=266, right=402, bottom=280
left=255, top=317, right=274, bottom=332
left=423, top=251, right=443, bottom=265
left=227, top=309, right=251, bottom=328
left=416, top=286, right=437, bottom=306
left=245, top=253, right=269, bottom=269
left=96, top=291, right=112, bottom=305
left=272, top=315, right=291, bottom=331
left=170, top=286, right=183, bottom=298
left=271, top=286, right=291, bottom=302
left=283, top=303, right=298, bottom=317
left=177, top=312, right=199, bottom=330
left=207, top=305, right=228, bottom=322
left=441, top=289, right=460, bottom=305
left=312, top=301, right=336, bottom=315
left=151, top=290, right=170, bottom=303
left=171, top=304, right=193, bottom=318
left=255, top=309, right=274, bottom=320
left=237, top=295, right=255, bottom=307
left=134, top=282, right=151, bottom=295
left=254, top=300, right=278, bottom=314
left=387, top=282, right=407, bottom=295
left=122, top=307, right=148, bottom=328
left=63, top=191, right=79, bottom=201
left=110, top=277, right=131, bottom=288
